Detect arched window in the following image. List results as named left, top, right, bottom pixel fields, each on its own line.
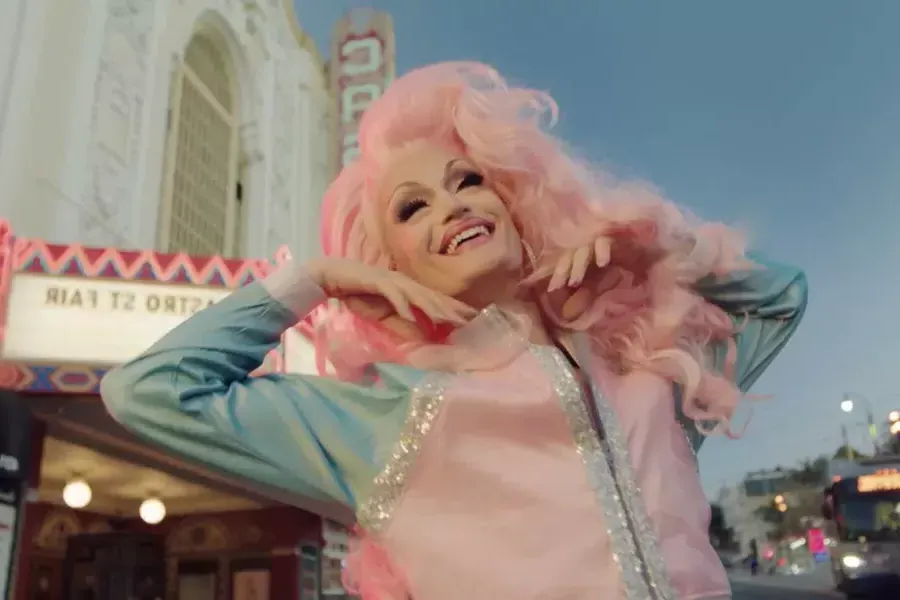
left=158, top=31, right=243, bottom=257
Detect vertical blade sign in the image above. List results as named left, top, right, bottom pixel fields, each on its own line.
left=329, top=9, right=396, bottom=170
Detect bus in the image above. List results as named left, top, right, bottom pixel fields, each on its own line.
left=822, top=458, right=900, bottom=597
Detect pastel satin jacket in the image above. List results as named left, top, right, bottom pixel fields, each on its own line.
left=100, top=254, right=808, bottom=600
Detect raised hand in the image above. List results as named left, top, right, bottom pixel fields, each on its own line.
left=527, top=235, right=612, bottom=292
left=305, top=257, right=477, bottom=326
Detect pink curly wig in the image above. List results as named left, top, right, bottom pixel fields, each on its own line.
left=316, top=60, right=751, bottom=600
left=316, top=59, right=748, bottom=422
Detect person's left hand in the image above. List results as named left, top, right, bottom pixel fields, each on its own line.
left=527, top=235, right=613, bottom=292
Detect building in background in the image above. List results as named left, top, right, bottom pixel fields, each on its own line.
left=716, top=469, right=787, bottom=554
left=0, top=0, right=332, bottom=264
left=0, top=2, right=393, bottom=599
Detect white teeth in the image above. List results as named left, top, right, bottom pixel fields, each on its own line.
left=445, top=225, right=491, bottom=254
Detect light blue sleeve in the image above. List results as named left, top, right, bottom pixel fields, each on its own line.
left=100, top=278, right=423, bottom=517
left=678, top=252, right=809, bottom=452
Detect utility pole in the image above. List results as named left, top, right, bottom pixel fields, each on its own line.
left=842, top=424, right=855, bottom=461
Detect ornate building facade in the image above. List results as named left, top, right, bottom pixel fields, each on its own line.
left=0, top=3, right=398, bottom=598
left=0, top=1, right=376, bottom=599
left=0, top=0, right=333, bottom=263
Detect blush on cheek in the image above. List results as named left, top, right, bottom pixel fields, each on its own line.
left=388, top=233, right=427, bottom=272
left=395, top=236, right=421, bottom=260
left=396, top=235, right=420, bottom=254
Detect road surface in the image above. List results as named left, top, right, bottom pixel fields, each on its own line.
left=731, top=580, right=841, bottom=599
left=730, top=569, right=843, bottom=599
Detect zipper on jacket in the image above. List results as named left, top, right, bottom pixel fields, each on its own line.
left=555, top=342, right=664, bottom=600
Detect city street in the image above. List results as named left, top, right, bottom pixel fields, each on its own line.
left=730, top=569, right=843, bottom=600
left=732, top=580, right=841, bottom=599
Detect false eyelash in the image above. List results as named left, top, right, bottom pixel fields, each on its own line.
left=397, top=198, right=427, bottom=222
left=457, top=172, right=484, bottom=190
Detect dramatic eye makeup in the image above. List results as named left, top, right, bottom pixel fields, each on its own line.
left=395, top=197, right=427, bottom=223
left=455, top=170, right=484, bottom=191
left=389, top=163, right=484, bottom=224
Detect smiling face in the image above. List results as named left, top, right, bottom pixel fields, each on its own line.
left=377, top=143, right=524, bottom=304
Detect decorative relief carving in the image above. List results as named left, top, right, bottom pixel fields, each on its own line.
left=272, top=9, right=294, bottom=50
left=234, top=524, right=264, bottom=546
left=166, top=518, right=232, bottom=554
left=240, top=0, right=267, bottom=37
left=239, top=122, right=264, bottom=167
left=82, top=0, right=156, bottom=245
left=33, top=511, right=82, bottom=552
left=266, top=68, right=296, bottom=256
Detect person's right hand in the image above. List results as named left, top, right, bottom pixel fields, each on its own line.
left=305, top=257, right=477, bottom=326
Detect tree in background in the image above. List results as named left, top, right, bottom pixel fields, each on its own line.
left=790, top=457, right=829, bottom=486
left=740, top=443, right=900, bottom=542
left=889, top=436, right=900, bottom=455
left=754, top=487, right=823, bottom=540
left=832, top=445, right=870, bottom=461
left=751, top=454, right=832, bottom=540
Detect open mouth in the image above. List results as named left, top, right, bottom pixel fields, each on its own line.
left=439, top=222, right=496, bottom=255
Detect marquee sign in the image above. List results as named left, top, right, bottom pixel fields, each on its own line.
left=0, top=220, right=316, bottom=393
left=329, top=9, right=395, bottom=169
left=3, top=274, right=230, bottom=365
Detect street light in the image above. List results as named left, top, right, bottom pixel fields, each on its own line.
left=841, top=393, right=878, bottom=453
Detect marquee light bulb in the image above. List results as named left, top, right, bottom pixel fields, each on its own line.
left=62, top=479, right=92, bottom=509
left=139, top=497, right=166, bottom=525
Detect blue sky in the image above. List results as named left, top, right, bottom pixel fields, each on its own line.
left=293, top=0, right=900, bottom=498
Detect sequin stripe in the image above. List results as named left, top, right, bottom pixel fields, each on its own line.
left=356, top=373, right=452, bottom=534
left=675, top=394, right=701, bottom=469
left=587, top=380, right=677, bottom=599
left=575, top=362, right=678, bottom=598
left=530, top=347, right=653, bottom=600
left=683, top=427, right=700, bottom=469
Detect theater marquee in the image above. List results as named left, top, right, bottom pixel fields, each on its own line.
left=2, top=274, right=230, bottom=365
left=0, top=222, right=292, bottom=390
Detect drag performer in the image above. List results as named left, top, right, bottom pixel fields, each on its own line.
left=101, top=62, right=807, bottom=599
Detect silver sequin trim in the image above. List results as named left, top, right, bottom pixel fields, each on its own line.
left=531, top=346, right=655, bottom=600
left=356, top=373, right=451, bottom=533
left=570, top=337, right=678, bottom=600
left=684, top=427, right=700, bottom=469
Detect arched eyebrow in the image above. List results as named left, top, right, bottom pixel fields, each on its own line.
left=390, top=159, right=471, bottom=197
left=390, top=181, right=421, bottom=197
left=441, top=158, right=473, bottom=189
